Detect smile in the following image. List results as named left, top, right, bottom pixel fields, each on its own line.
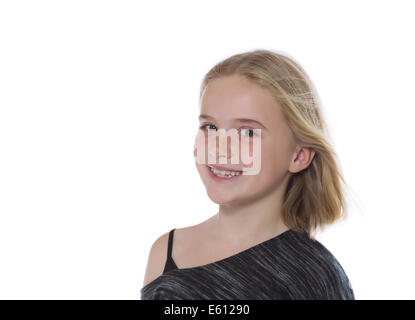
left=207, top=165, right=243, bottom=179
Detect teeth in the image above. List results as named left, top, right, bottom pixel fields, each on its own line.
left=208, top=166, right=242, bottom=178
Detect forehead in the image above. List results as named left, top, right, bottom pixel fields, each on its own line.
left=200, top=74, right=283, bottom=125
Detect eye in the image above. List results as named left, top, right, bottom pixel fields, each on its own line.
left=199, top=123, right=217, bottom=132
left=240, top=127, right=255, bottom=138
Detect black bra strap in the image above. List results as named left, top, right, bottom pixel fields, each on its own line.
left=163, top=228, right=178, bottom=274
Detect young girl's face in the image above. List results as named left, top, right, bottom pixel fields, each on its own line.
left=195, top=74, right=299, bottom=206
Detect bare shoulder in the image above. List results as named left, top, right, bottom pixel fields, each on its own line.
left=142, top=217, right=216, bottom=287
left=174, top=217, right=213, bottom=247
left=170, top=217, right=216, bottom=267
left=170, top=225, right=199, bottom=257
left=142, top=230, right=170, bottom=287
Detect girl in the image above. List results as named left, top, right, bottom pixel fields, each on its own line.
left=141, top=49, right=355, bottom=300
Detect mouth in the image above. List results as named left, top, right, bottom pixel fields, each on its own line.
left=206, top=165, right=243, bottom=181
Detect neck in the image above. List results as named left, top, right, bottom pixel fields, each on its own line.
left=210, top=180, right=290, bottom=246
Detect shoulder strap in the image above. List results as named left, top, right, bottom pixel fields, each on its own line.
left=163, top=228, right=178, bottom=274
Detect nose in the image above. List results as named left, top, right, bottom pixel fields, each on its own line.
left=217, top=135, right=231, bottom=160
left=209, top=131, right=238, bottom=163
left=194, top=129, right=239, bottom=165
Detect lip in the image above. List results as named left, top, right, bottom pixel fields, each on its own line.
left=207, top=164, right=243, bottom=172
left=206, top=165, right=244, bottom=182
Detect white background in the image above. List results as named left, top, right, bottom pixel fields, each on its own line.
left=1, top=0, right=414, bottom=299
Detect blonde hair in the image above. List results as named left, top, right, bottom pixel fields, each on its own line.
left=199, top=49, right=349, bottom=240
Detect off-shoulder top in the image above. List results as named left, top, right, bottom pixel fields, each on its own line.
left=140, top=228, right=355, bottom=300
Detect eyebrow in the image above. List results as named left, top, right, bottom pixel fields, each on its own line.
left=198, top=114, right=266, bottom=129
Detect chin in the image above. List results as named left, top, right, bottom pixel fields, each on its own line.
left=206, top=189, right=236, bottom=205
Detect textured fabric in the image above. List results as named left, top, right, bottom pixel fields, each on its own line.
left=140, top=228, right=355, bottom=300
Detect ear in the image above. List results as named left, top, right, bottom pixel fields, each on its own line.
left=288, top=147, right=316, bottom=174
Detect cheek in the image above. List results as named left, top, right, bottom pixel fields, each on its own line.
left=259, top=139, right=291, bottom=177
left=239, top=137, right=261, bottom=171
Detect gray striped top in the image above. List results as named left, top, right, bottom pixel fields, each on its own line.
left=140, top=228, right=355, bottom=300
